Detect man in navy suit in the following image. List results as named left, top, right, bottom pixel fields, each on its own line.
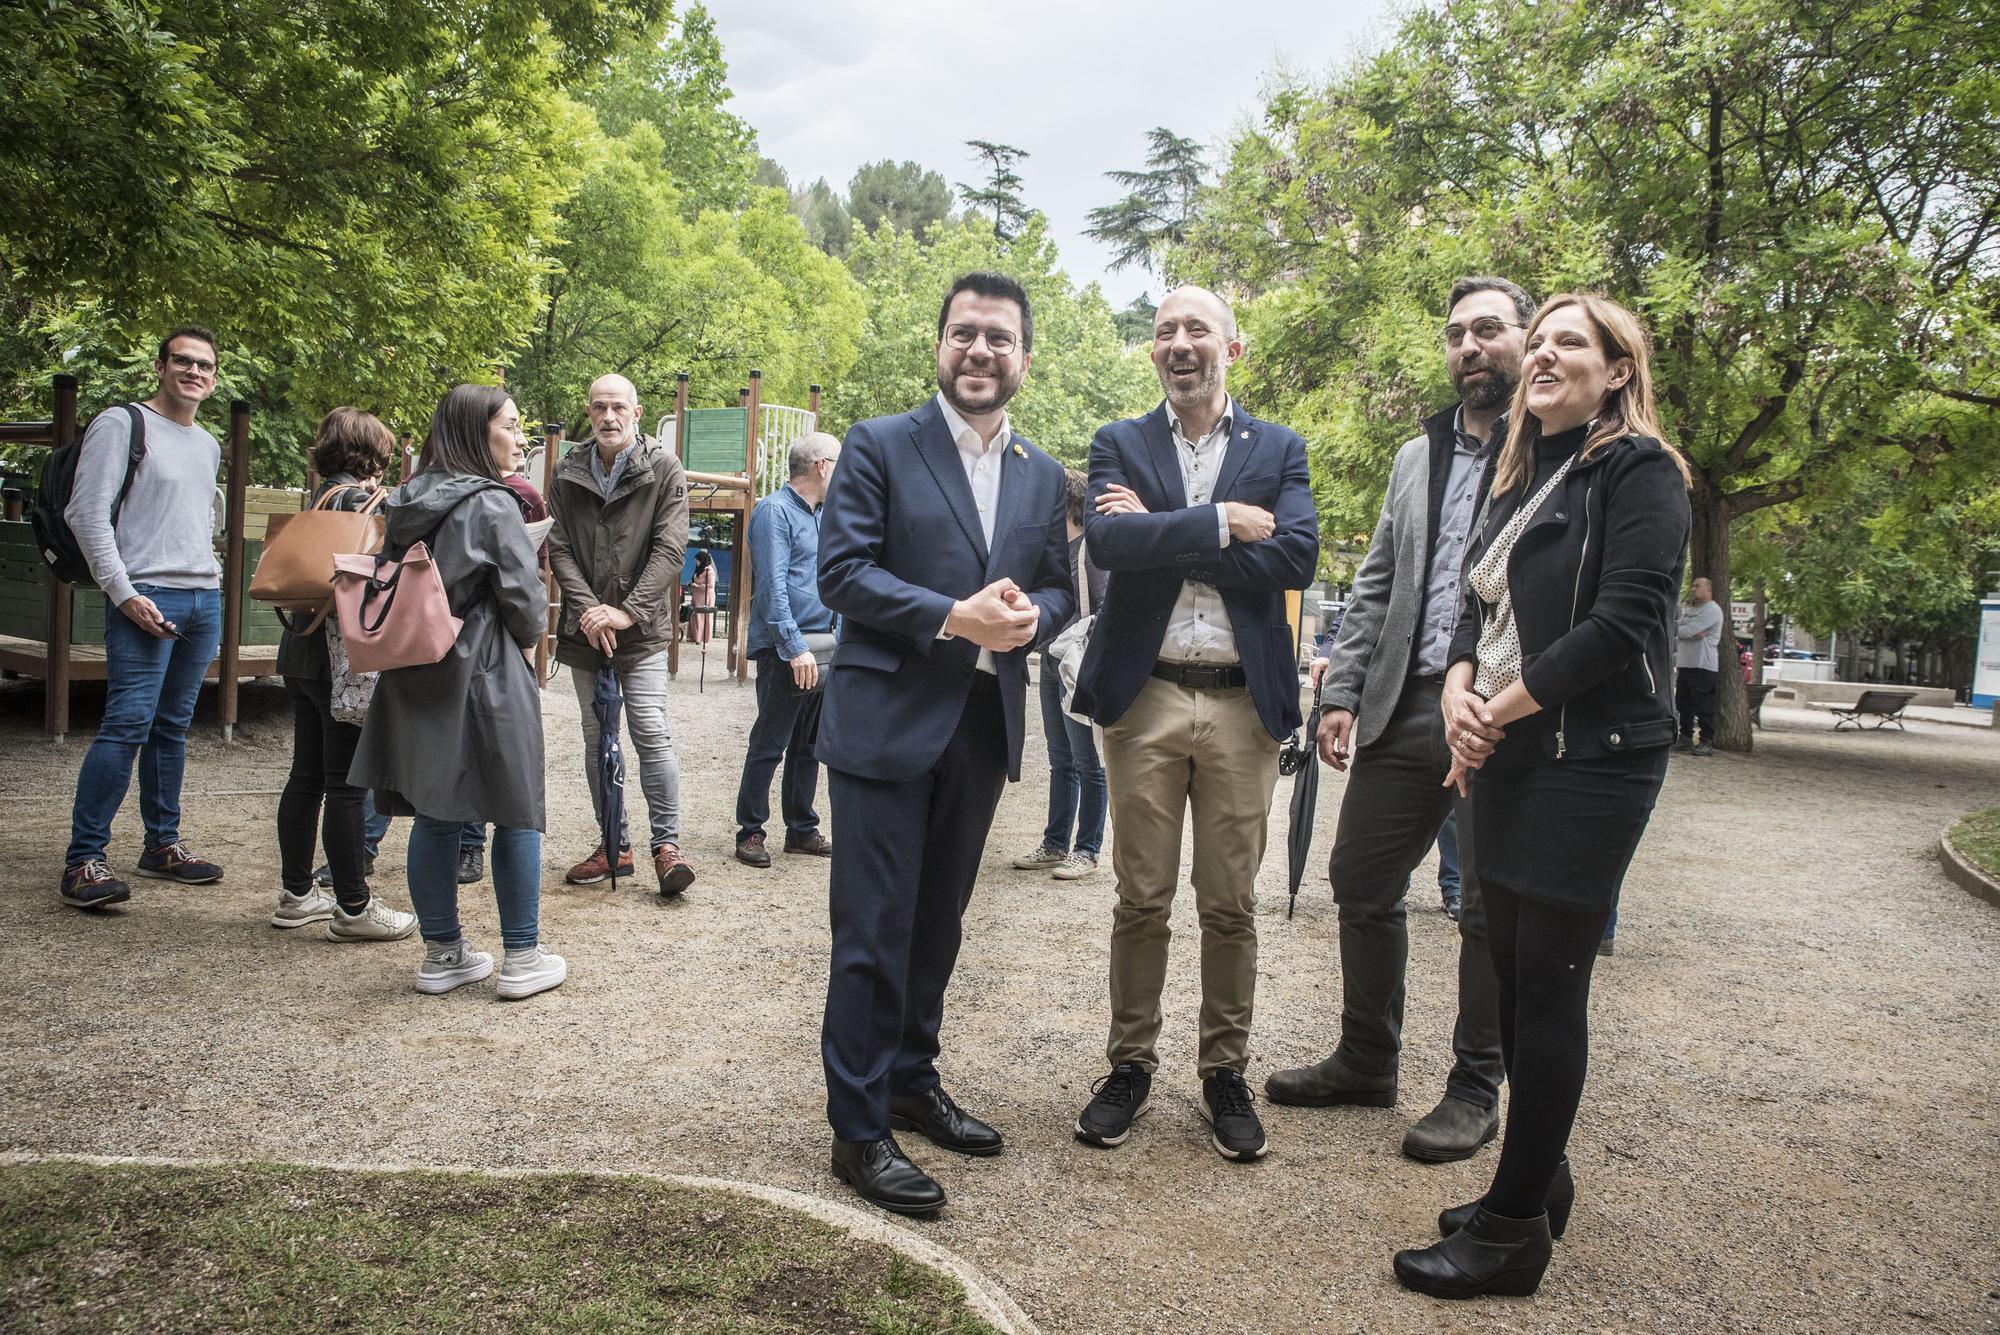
left=1069, top=286, right=1319, bottom=1162
left=816, top=271, right=1075, bottom=1215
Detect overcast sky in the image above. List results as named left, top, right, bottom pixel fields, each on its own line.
left=707, top=0, right=1404, bottom=309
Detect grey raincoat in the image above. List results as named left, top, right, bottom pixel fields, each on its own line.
left=349, top=470, right=548, bottom=830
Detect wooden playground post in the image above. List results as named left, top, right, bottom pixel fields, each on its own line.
left=809, top=384, right=822, bottom=419
left=669, top=373, right=690, bottom=676
left=44, top=375, right=78, bottom=741
left=218, top=400, right=250, bottom=741
left=536, top=423, right=563, bottom=683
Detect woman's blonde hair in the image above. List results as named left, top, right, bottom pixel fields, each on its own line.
left=1490, top=293, right=1691, bottom=495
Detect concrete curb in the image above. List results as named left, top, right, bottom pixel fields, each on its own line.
left=0, top=1151, right=1038, bottom=1335
left=1938, top=822, right=2000, bottom=909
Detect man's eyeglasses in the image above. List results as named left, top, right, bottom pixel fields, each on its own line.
left=166, top=352, right=217, bottom=375
left=944, top=324, right=1019, bottom=355
left=1444, top=319, right=1524, bottom=348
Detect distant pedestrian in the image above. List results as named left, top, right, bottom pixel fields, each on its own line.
left=59, top=326, right=228, bottom=911
left=349, top=385, right=563, bottom=1000
left=1675, top=576, right=1722, bottom=755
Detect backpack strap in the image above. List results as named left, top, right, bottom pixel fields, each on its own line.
left=106, top=404, right=147, bottom=528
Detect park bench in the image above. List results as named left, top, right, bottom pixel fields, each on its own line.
left=1830, top=689, right=1917, bottom=731
left=1745, top=682, right=1775, bottom=728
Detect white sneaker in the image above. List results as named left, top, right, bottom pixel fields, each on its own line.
left=416, top=939, right=494, bottom=994
left=1052, top=851, right=1099, bottom=881
left=271, top=887, right=337, bottom=929
left=327, top=897, right=417, bottom=943
left=1012, top=844, right=1065, bottom=870
left=495, top=946, right=567, bottom=1001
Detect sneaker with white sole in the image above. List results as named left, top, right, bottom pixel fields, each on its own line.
left=416, top=939, right=494, bottom=994
left=495, top=946, right=567, bottom=1001
left=1011, top=843, right=1065, bottom=870
left=271, top=887, right=337, bottom=929
left=1052, top=851, right=1098, bottom=880
left=327, top=897, right=417, bottom=943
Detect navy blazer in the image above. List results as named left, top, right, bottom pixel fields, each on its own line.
left=815, top=398, right=1075, bottom=783
left=1072, top=403, right=1319, bottom=742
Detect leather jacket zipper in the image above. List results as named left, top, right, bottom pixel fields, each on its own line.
left=1641, top=650, right=1656, bottom=695
left=1556, top=484, right=1593, bottom=759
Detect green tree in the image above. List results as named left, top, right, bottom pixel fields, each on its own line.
left=848, top=160, right=954, bottom=239
left=1113, top=294, right=1159, bottom=345
left=1085, top=128, right=1208, bottom=279
left=1186, top=0, right=2000, bottom=750
left=792, top=178, right=855, bottom=260
left=957, top=140, right=1031, bottom=243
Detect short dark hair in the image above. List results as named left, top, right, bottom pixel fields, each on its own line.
left=157, top=325, right=218, bottom=361
left=937, top=271, right=1033, bottom=353
left=311, top=407, right=394, bottom=480
left=419, top=384, right=511, bottom=481
left=1064, top=467, right=1088, bottom=527
left=1446, top=277, right=1536, bottom=325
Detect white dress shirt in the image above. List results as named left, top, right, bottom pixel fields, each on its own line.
left=1160, top=397, right=1239, bottom=665
left=934, top=393, right=1009, bottom=674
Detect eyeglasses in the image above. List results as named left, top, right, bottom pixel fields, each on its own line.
left=166, top=352, right=217, bottom=374
left=1444, top=319, right=1524, bottom=348
left=944, top=324, right=1020, bottom=355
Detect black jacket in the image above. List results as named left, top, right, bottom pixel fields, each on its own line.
left=1451, top=432, right=1691, bottom=761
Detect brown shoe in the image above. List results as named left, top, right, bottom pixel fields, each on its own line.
left=654, top=843, right=696, bottom=898
left=735, top=833, right=772, bottom=868
left=784, top=831, right=833, bottom=857
left=566, top=843, right=634, bottom=885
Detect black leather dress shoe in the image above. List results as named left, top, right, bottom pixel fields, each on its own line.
left=1440, top=1157, right=1574, bottom=1239
left=830, top=1137, right=946, bottom=1216
left=887, top=1085, right=1003, bottom=1157
left=1394, top=1205, right=1553, bottom=1299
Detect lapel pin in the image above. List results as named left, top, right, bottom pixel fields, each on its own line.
left=1240, top=430, right=1249, bottom=439
left=1012, top=442, right=1026, bottom=458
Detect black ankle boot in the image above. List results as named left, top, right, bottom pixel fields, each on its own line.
left=1395, top=1205, right=1553, bottom=1298
left=1438, top=1157, right=1574, bottom=1239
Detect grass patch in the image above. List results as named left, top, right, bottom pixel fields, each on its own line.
left=1949, top=806, right=2000, bottom=880
left=0, top=1160, right=999, bottom=1334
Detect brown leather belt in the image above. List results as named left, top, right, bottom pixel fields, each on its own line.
left=1153, top=660, right=1247, bottom=690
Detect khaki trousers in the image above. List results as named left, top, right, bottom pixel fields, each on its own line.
left=1102, top=675, right=1280, bottom=1075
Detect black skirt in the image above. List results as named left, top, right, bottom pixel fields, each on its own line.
left=1471, top=740, right=1669, bottom=911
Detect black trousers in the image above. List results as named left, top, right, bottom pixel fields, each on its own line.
left=1326, top=678, right=1505, bottom=1109
left=821, top=680, right=1008, bottom=1142
left=277, top=676, right=368, bottom=911
left=734, top=647, right=824, bottom=842
left=1675, top=667, right=1717, bottom=742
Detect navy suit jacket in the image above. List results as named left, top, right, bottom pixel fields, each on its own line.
left=815, top=398, right=1075, bottom=783
left=1072, top=403, right=1319, bottom=742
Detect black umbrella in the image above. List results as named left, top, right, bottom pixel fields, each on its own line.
left=592, top=662, right=627, bottom=885
left=1280, top=681, right=1324, bottom=919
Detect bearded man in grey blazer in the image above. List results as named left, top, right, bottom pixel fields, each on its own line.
left=1266, top=276, right=1533, bottom=1163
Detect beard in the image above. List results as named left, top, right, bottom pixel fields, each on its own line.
left=1157, top=355, right=1224, bottom=407
left=937, top=358, right=1023, bottom=416
left=1452, top=360, right=1517, bottom=411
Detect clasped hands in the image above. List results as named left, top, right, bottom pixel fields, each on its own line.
left=580, top=603, right=636, bottom=655
left=1094, top=484, right=1276, bottom=543
left=1441, top=676, right=1505, bottom=795
left=946, top=578, right=1039, bottom=652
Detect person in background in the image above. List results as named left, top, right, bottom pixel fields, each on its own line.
left=59, top=326, right=228, bottom=911
left=349, top=385, right=563, bottom=1000
left=1012, top=467, right=1109, bottom=881
left=733, top=432, right=840, bottom=868
left=1674, top=576, right=1722, bottom=755
left=271, top=408, right=416, bottom=942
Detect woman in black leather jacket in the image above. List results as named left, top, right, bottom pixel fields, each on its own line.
left=1393, top=294, right=1691, bottom=1299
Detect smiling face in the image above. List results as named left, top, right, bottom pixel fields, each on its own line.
left=1151, top=287, right=1241, bottom=410
left=487, top=396, right=528, bottom=475
left=1445, top=289, right=1526, bottom=411
left=154, top=335, right=219, bottom=414
left=1522, top=304, right=1632, bottom=435
left=935, top=290, right=1029, bottom=419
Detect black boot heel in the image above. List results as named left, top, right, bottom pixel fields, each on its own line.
left=1395, top=1205, right=1553, bottom=1299
left=1438, top=1157, right=1574, bottom=1239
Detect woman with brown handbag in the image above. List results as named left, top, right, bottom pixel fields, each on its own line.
left=270, top=408, right=416, bottom=943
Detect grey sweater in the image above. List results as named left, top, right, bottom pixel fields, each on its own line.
left=64, top=403, right=222, bottom=605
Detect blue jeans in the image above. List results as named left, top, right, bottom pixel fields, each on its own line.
left=358, top=794, right=479, bottom=858
left=405, top=814, right=541, bottom=949
left=1038, top=654, right=1105, bottom=856
left=67, top=585, right=222, bottom=866
left=1437, top=810, right=1461, bottom=896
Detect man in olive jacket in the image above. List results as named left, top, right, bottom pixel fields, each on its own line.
left=548, top=373, right=694, bottom=895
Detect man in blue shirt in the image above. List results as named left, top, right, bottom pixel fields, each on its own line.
left=733, top=432, right=841, bottom=867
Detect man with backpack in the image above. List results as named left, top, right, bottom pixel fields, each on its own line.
left=56, top=326, right=228, bottom=910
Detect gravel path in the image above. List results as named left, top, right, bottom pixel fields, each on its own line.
left=1, top=673, right=1994, bottom=1333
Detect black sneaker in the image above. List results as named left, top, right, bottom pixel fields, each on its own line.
left=1075, top=1062, right=1152, bottom=1148
left=457, top=846, right=484, bottom=884
left=315, top=855, right=377, bottom=888
left=134, top=841, right=223, bottom=884
left=1441, top=889, right=1463, bottom=921
left=60, top=860, right=132, bottom=911
left=1201, top=1069, right=1268, bottom=1162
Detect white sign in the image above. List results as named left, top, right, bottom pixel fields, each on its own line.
left=1975, top=602, right=2000, bottom=706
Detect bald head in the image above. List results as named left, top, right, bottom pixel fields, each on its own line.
left=1158, top=286, right=1238, bottom=343
left=1152, top=285, right=1243, bottom=416
left=587, top=374, right=642, bottom=456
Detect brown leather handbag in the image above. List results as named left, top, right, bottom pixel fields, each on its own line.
left=250, top=485, right=387, bottom=630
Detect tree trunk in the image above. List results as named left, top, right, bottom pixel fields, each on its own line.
left=1689, top=473, right=1753, bottom=752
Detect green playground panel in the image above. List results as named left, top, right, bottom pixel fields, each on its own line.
left=683, top=407, right=750, bottom=474
left=0, top=522, right=282, bottom=646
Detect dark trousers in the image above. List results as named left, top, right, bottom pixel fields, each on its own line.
left=735, top=648, right=824, bottom=843
left=821, top=680, right=1008, bottom=1141
left=1675, top=667, right=1718, bottom=742
left=1327, top=678, right=1505, bottom=1109
left=278, top=676, right=368, bottom=912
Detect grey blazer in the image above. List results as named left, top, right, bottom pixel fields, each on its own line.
left=1321, top=431, right=1435, bottom=748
